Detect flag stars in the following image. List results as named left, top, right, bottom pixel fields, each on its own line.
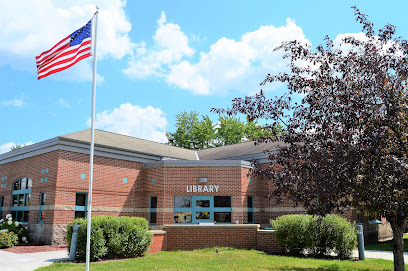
left=70, top=20, right=92, bottom=47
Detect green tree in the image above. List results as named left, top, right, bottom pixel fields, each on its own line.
left=245, top=120, right=283, bottom=141
left=167, top=111, right=282, bottom=149
left=166, top=111, right=200, bottom=149
left=166, top=111, right=216, bottom=149
left=10, top=145, right=23, bottom=151
left=215, top=116, right=280, bottom=146
left=194, top=115, right=215, bottom=149
left=215, top=116, right=246, bottom=146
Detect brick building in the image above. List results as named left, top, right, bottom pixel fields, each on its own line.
left=0, top=129, right=389, bottom=244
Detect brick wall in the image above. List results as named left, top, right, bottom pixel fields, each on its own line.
left=0, top=149, right=147, bottom=244
left=256, top=230, right=284, bottom=254
left=0, top=150, right=59, bottom=224
left=1, top=147, right=387, bottom=246
left=148, top=230, right=166, bottom=254
left=144, top=166, right=247, bottom=225
left=54, top=150, right=144, bottom=225
left=148, top=225, right=283, bottom=254
left=164, top=224, right=259, bottom=251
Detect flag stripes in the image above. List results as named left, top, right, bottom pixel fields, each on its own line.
left=36, top=36, right=70, bottom=68
left=36, top=20, right=92, bottom=80
left=37, top=39, right=91, bottom=79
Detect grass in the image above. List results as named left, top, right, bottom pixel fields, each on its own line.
left=365, top=234, right=408, bottom=252
left=35, top=247, right=406, bottom=271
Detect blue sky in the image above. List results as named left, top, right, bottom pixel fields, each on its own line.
left=1, top=0, right=407, bottom=153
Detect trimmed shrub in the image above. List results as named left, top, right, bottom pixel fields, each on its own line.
left=67, top=217, right=107, bottom=261
left=270, top=214, right=357, bottom=259
left=102, top=216, right=152, bottom=259
left=67, top=216, right=152, bottom=261
left=270, top=214, right=311, bottom=255
left=328, top=216, right=358, bottom=259
left=307, top=215, right=357, bottom=259
left=0, top=231, right=19, bottom=248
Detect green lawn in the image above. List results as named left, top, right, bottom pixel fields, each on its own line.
left=36, top=248, right=406, bottom=271
left=365, top=234, right=408, bottom=252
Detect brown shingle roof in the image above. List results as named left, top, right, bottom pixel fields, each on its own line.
left=59, top=129, right=197, bottom=160
left=59, top=129, right=283, bottom=161
left=197, top=140, right=283, bottom=160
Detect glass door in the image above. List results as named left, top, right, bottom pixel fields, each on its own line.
left=193, top=195, right=213, bottom=224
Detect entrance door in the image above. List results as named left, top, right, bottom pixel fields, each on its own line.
left=193, top=195, right=212, bottom=224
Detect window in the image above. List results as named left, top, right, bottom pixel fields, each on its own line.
left=214, top=196, right=231, bottom=207
left=149, top=196, right=157, bottom=225
left=0, top=196, right=4, bottom=218
left=196, top=211, right=210, bottom=219
left=213, top=196, right=232, bottom=223
left=173, top=196, right=193, bottom=223
left=74, top=193, right=87, bottom=218
left=38, top=192, right=46, bottom=224
left=247, top=195, right=254, bottom=223
left=174, top=196, right=192, bottom=208
left=174, top=212, right=192, bottom=223
left=10, top=177, right=32, bottom=223
left=214, top=212, right=231, bottom=223
left=196, top=200, right=210, bottom=208
left=173, top=195, right=232, bottom=224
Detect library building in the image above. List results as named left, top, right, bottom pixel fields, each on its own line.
left=0, top=129, right=390, bottom=245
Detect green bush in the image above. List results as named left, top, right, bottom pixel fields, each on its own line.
left=0, top=231, right=19, bottom=248
left=270, top=214, right=311, bottom=255
left=66, top=217, right=107, bottom=261
left=307, top=215, right=357, bottom=259
left=67, top=216, right=152, bottom=261
left=271, top=214, right=357, bottom=259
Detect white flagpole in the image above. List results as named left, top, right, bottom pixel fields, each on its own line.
left=86, top=6, right=99, bottom=271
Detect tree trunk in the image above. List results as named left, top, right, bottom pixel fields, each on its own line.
left=389, top=218, right=406, bottom=271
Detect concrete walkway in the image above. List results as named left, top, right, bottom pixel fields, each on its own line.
left=0, top=250, right=68, bottom=271
left=353, top=249, right=408, bottom=262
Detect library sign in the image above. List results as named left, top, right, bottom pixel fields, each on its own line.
left=186, top=185, right=220, bottom=193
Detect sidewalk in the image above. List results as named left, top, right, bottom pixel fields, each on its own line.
left=0, top=249, right=68, bottom=271
left=353, top=249, right=408, bottom=262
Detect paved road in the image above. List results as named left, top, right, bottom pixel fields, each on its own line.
left=0, top=250, right=68, bottom=271
left=0, top=249, right=407, bottom=271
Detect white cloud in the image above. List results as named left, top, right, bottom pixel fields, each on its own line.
left=0, top=97, right=25, bottom=107
left=333, top=32, right=401, bottom=58
left=0, top=143, right=16, bottom=154
left=124, top=15, right=310, bottom=95
left=167, top=19, right=310, bottom=95
left=48, top=60, right=105, bottom=83
left=123, top=11, right=195, bottom=78
left=333, top=32, right=368, bottom=53
left=57, top=98, right=71, bottom=108
left=89, top=103, right=168, bottom=143
left=0, top=0, right=133, bottom=81
left=0, top=141, right=34, bottom=154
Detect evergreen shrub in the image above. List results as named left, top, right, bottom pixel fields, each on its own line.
left=67, top=216, right=152, bottom=261
left=270, top=214, right=311, bottom=255
left=271, top=214, right=357, bottom=259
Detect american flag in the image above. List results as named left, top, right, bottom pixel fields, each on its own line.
left=36, top=20, right=92, bottom=80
